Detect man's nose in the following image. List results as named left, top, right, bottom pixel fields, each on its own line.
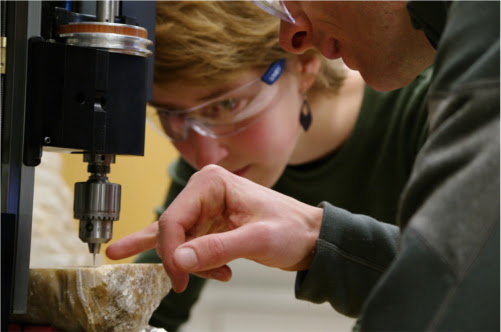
left=190, top=133, right=229, bottom=169
left=278, top=6, right=314, bottom=54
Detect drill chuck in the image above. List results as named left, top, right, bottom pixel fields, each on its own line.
left=74, top=153, right=121, bottom=254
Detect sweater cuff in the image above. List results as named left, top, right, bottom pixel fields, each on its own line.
left=295, top=202, right=399, bottom=317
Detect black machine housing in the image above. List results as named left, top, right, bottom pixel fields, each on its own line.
left=25, top=1, right=155, bottom=164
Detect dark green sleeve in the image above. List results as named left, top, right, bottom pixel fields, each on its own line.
left=295, top=202, right=400, bottom=317
left=134, top=158, right=206, bottom=331
left=360, top=2, right=500, bottom=330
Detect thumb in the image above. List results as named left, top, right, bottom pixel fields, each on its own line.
left=173, top=224, right=269, bottom=272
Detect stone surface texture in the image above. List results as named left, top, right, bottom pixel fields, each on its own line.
left=11, top=264, right=171, bottom=332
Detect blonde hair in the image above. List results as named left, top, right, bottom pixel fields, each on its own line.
left=154, top=1, right=345, bottom=94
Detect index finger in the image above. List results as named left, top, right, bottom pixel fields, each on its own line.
left=156, top=165, right=238, bottom=292
left=106, top=222, right=159, bottom=260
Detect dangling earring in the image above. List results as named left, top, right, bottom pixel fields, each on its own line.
left=299, top=93, right=312, bottom=131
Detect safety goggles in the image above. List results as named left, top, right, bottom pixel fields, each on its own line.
left=251, top=0, right=295, bottom=24
left=149, top=58, right=286, bottom=142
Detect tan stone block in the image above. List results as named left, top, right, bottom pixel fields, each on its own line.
left=11, top=264, right=171, bottom=332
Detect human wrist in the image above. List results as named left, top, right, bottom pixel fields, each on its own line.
left=295, top=204, right=324, bottom=271
left=306, top=205, right=324, bottom=248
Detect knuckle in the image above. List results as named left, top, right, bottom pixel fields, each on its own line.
left=192, top=164, right=229, bottom=183
left=155, top=244, right=163, bottom=259
left=205, top=235, right=226, bottom=263
left=157, top=213, right=169, bottom=227
left=198, top=164, right=223, bottom=177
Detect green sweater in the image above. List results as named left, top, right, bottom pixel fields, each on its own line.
left=298, top=2, right=500, bottom=331
left=136, top=68, right=432, bottom=331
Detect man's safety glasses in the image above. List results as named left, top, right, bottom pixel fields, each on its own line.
left=251, top=0, right=295, bottom=24
left=148, top=59, right=286, bottom=142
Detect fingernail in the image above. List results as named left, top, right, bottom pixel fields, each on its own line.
left=174, top=247, right=198, bottom=269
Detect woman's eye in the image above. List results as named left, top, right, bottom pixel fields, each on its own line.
left=219, top=99, right=238, bottom=111
left=202, top=98, right=245, bottom=118
left=215, top=98, right=240, bottom=113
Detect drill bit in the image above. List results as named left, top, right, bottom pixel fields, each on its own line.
left=88, top=243, right=100, bottom=266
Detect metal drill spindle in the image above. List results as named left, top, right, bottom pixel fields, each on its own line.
left=96, top=0, right=117, bottom=23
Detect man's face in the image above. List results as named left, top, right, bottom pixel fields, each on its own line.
left=278, top=1, right=434, bottom=91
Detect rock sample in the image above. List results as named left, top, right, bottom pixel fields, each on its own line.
left=11, top=264, right=171, bottom=332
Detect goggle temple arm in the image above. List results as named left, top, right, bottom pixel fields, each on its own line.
left=251, top=0, right=296, bottom=24
left=261, top=58, right=286, bottom=85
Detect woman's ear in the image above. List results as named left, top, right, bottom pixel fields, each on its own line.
left=296, top=51, right=322, bottom=93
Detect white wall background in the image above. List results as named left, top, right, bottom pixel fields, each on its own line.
left=182, top=259, right=356, bottom=332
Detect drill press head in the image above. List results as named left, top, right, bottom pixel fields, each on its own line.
left=74, top=153, right=121, bottom=255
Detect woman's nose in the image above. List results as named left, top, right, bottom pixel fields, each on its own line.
left=278, top=5, right=314, bottom=54
left=190, top=133, right=229, bottom=169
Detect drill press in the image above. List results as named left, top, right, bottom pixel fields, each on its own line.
left=1, top=0, right=155, bottom=326
left=51, top=0, right=153, bottom=260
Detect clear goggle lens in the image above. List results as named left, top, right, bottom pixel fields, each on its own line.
left=148, top=59, right=286, bottom=142
left=251, top=0, right=295, bottom=24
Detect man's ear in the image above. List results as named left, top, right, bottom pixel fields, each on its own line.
left=296, top=51, right=322, bottom=93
